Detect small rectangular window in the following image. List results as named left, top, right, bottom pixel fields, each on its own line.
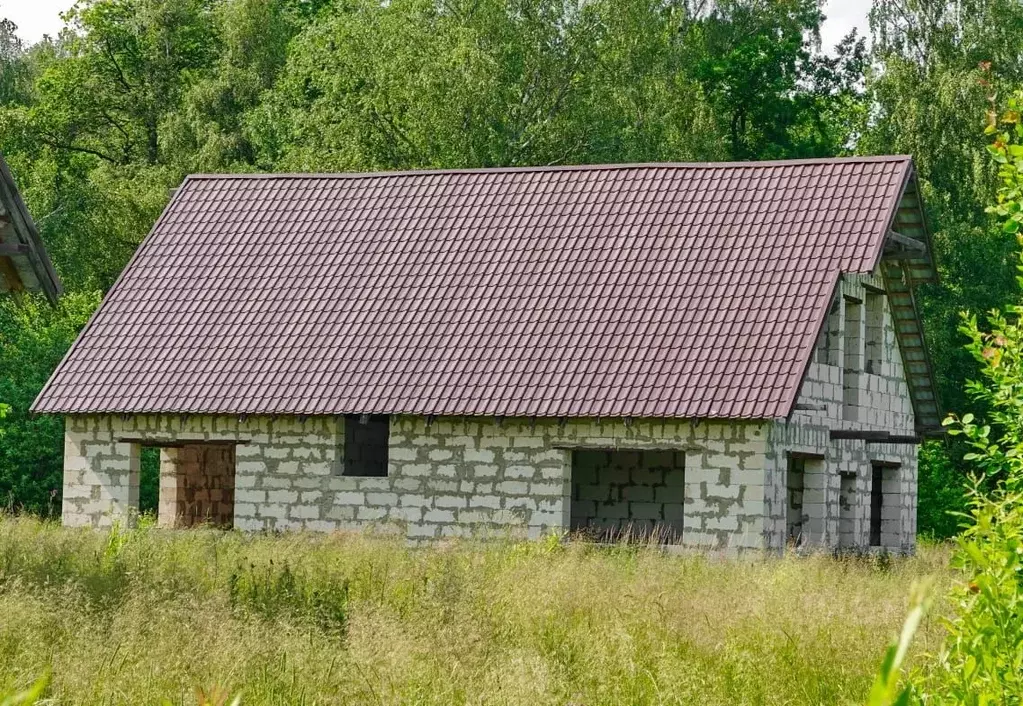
left=865, top=291, right=884, bottom=374
left=814, top=299, right=840, bottom=365
left=343, top=415, right=389, bottom=477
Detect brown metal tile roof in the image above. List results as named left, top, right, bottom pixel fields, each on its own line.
left=33, top=157, right=917, bottom=419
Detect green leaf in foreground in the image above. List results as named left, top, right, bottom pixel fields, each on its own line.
left=0, top=672, right=48, bottom=706
left=866, top=582, right=930, bottom=706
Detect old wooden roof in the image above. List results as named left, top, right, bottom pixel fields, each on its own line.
left=0, top=153, right=61, bottom=305
left=32, top=156, right=939, bottom=429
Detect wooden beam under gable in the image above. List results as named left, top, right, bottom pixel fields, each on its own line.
left=0, top=155, right=61, bottom=304
left=883, top=229, right=927, bottom=256
left=0, top=243, right=29, bottom=257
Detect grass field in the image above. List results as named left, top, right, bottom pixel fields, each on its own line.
left=0, top=517, right=956, bottom=705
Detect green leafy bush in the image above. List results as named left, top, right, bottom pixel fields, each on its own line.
left=917, top=442, right=971, bottom=540
left=897, top=92, right=1023, bottom=703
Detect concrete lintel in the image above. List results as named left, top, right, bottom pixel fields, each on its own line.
left=551, top=441, right=699, bottom=452
left=786, top=449, right=826, bottom=460
left=116, top=436, right=249, bottom=447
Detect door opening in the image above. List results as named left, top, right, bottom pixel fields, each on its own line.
left=786, top=456, right=805, bottom=545
left=839, top=472, right=856, bottom=549
left=156, top=443, right=237, bottom=528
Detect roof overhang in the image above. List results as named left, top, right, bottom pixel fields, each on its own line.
left=784, top=160, right=943, bottom=435
left=876, top=165, right=942, bottom=433
left=0, top=153, right=61, bottom=305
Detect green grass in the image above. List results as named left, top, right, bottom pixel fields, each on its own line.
left=0, top=516, right=956, bottom=705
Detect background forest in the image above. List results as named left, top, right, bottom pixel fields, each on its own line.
left=0, top=0, right=1014, bottom=535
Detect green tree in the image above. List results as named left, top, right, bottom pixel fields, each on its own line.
left=0, top=292, right=100, bottom=515
left=25, top=0, right=219, bottom=167
left=255, top=0, right=606, bottom=170
left=906, top=91, right=1023, bottom=703
left=162, top=0, right=302, bottom=172
left=0, top=19, right=32, bottom=107
left=254, top=0, right=852, bottom=171
left=692, top=0, right=866, bottom=159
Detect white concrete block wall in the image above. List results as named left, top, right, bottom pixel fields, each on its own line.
left=796, top=273, right=916, bottom=433
left=62, top=420, right=139, bottom=528
left=61, top=415, right=772, bottom=550
left=775, top=270, right=919, bottom=554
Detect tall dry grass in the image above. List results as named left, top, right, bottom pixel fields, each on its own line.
left=0, top=516, right=955, bottom=705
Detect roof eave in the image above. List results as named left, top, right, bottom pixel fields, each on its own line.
left=781, top=158, right=943, bottom=433
left=0, top=153, right=62, bottom=305
left=872, top=164, right=943, bottom=433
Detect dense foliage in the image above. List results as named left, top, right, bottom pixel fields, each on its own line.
left=0, top=0, right=1015, bottom=530
left=0, top=293, right=98, bottom=513
left=884, top=95, right=1023, bottom=702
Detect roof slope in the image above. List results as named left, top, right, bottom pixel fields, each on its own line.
left=35, top=157, right=920, bottom=419
left=0, top=153, right=61, bottom=305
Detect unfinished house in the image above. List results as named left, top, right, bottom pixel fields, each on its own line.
left=32, top=156, right=941, bottom=553
left=0, top=152, right=61, bottom=304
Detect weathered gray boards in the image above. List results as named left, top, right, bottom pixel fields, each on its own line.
left=0, top=152, right=62, bottom=304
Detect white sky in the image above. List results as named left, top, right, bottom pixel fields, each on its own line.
left=1, top=0, right=872, bottom=50
left=819, top=0, right=873, bottom=50
left=1, top=0, right=75, bottom=43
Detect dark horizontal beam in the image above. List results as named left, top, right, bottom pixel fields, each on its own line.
left=830, top=429, right=925, bottom=444
left=789, top=450, right=826, bottom=460
left=116, top=437, right=249, bottom=447
left=830, top=429, right=892, bottom=441
left=0, top=242, right=29, bottom=257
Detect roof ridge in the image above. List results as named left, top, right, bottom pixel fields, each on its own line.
left=184, top=155, right=914, bottom=182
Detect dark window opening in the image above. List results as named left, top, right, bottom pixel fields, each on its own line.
left=786, top=456, right=805, bottom=544
left=344, top=415, right=390, bottom=477
left=869, top=464, right=883, bottom=547
left=570, top=449, right=685, bottom=544
left=139, top=446, right=161, bottom=517
left=865, top=290, right=884, bottom=374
